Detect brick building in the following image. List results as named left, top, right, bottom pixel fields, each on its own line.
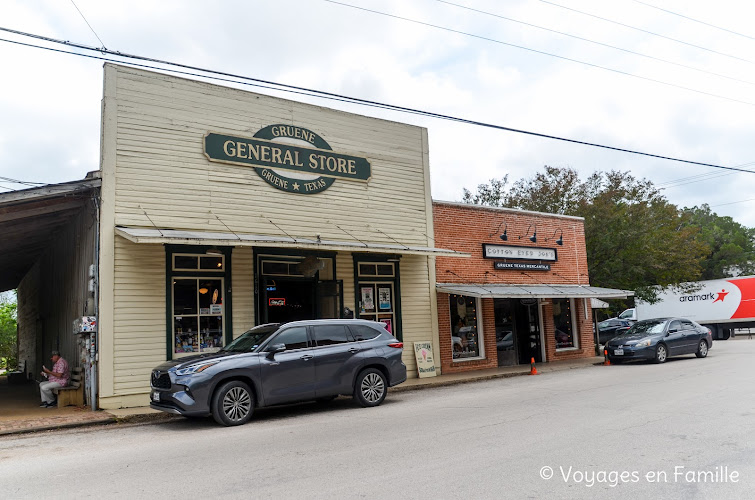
left=432, top=201, right=630, bottom=373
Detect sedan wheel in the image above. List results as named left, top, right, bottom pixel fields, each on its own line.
left=654, top=344, right=668, bottom=364
left=212, top=381, right=254, bottom=426
left=354, top=368, right=387, bottom=407
left=695, top=340, right=709, bottom=358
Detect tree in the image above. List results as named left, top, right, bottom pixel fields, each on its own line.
left=463, top=167, right=708, bottom=302
left=0, top=292, right=18, bottom=371
left=680, top=204, right=755, bottom=279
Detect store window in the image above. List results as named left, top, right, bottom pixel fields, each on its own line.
left=173, top=278, right=224, bottom=354
left=167, top=247, right=232, bottom=359
left=553, top=298, right=577, bottom=349
left=357, top=261, right=398, bottom=337
left=449, top=294, right=482, bottom=359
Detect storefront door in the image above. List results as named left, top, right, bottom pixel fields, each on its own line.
left=515, top=299, right=542, bottom=364
left=263, top=277, right=316, bottom=323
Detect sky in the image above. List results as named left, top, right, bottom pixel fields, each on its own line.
left=1, top=0, right=755, bottom=225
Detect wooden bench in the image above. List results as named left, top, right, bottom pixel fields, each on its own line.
left=53, top=367, right=84, bottom=407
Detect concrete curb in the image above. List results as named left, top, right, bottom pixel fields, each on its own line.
left=392, top=370, right=532, bottom=393
left=0, top=416, right=116, bottom=437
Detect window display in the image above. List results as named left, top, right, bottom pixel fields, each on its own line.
left=553, top=298, right=576, bottom=349
left=173, top=277, right=224, bottom=355
left=449, top=294, right=481, bottom=359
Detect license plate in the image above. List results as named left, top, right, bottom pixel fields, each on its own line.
left=614, top=348, right=624, bottom=356
left=152, top=391, right=160, bottom=402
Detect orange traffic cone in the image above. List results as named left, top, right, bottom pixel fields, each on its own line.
left=530, top=357, right=538, bottom=375
left=603, top=349, right=611, bottom=366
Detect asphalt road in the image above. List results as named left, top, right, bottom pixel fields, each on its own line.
left=1, top=340, right=754, bottom=499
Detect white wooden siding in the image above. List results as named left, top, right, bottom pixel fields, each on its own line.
left=232, top=247, right=254, bottom=338
left=336, top=252, right=355, bottom=316
left=112, top=238, right=165, bottom=396
left=108, top=65, right=431, bottom=248
left=396, top=255, right=435, bottom=376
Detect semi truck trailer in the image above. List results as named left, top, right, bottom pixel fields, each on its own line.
left=627, top=275, right=755, bottom=340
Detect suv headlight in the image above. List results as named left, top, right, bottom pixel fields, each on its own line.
left=175, top=362, right=218, bottom=376
left=635, top=338, right=652, bottom=348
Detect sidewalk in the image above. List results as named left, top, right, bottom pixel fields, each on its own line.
left=1, top=356, right=603, bottom=437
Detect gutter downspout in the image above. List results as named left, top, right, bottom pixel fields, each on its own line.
left=91, top=193, right=100, bottom=411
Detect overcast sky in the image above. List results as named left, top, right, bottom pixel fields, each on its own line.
left=2, top=0, right=754, bottom=226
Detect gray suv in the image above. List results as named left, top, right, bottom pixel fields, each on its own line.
left=150, top=319, right=407, bottom=426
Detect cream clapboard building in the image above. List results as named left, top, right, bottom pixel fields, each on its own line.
left=97, top=64, right=464, bottom=409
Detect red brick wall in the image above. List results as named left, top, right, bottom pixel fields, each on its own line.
left=433, top=202, right=590, bottom=284
left=433, top=201, right=595, bottom=365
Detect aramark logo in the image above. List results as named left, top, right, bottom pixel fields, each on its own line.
left=679, top=289, right=729, bottom=303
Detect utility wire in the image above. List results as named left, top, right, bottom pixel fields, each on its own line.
left=434, top=0, right=755, bottom=87
left=0, top=176, right=47, bottom=186
left=69, top=0, right=107, bottom=49
left=711, top=197, right=755, bottom=208
left=631, top=0, right=755, bottom=41
left=539, top=0, right=753, bottom=64
left=657, top=161, right=755, bottom=188
left=322, top=1, right=755, bottom=107
left=0, top=28, right=751, bottom=175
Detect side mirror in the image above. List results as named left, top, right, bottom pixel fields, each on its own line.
left=667, top=328, right=677, bottom=334
left=266, top=343, right=286, bottom=359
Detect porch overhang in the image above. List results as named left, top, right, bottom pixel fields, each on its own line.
left=0, top=176, right=101, bottom=291
left=436, top=283, right=632, bottom=299
left=115, top=226, right=470, bottom=258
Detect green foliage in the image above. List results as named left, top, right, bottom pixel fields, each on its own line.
left=462, top=167, right=712, bottom=302
left=0, top=292, right=18, bottom=370
left=680, top=204, right=755, bottom=280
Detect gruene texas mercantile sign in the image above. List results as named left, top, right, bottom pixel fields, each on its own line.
left=204, top=124, right=371, bottom=194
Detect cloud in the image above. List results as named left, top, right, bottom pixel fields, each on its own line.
left=1, top=0, right=753, bottom=225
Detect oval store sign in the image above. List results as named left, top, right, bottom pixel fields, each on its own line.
left=204, top=125, right=371, bottom=194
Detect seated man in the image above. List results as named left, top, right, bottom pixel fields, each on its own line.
left=39, top=350, right=70, bottom=408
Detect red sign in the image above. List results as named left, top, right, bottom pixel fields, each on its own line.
left=268, top=298, right=286, bottom=307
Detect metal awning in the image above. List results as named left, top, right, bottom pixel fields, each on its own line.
left=436, top=283, right=632, bottom=299
left=115, top=226, right=470, bottom=258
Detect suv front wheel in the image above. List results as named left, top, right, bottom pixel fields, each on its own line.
left=354, top=368, right=387, bottom=407
left=212, top=380, right=255, bottom=426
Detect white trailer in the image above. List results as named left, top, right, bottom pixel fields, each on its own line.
left=634, top=276, right=755, bottom=339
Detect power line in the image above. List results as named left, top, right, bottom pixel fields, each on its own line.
left=69, top=0, right=107, bottom=49
left=711, top=197, right=755, bottom=208
left=656, top=161, right=755, bottom=189
left=321, top=1, right=755, bottom=107
left=434, top=0, right=755, bottom=87
left=0, top=28, right=752, bottom=176
left=539, top=0, right=753, bottom=64
left=631, top=0, right=755, bottom=41
left=0, top=176, right=47, bottom=186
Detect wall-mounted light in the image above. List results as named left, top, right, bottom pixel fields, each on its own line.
left=205, top=247, right=223, bottom=255
left=545, top=228, right=564, bottom=246
left=518, top=224, right=537, bottom=243
left=488, top=221, right=508, bottom=241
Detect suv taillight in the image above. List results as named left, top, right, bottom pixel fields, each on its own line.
left=387, top=342, right=403, bottom=348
